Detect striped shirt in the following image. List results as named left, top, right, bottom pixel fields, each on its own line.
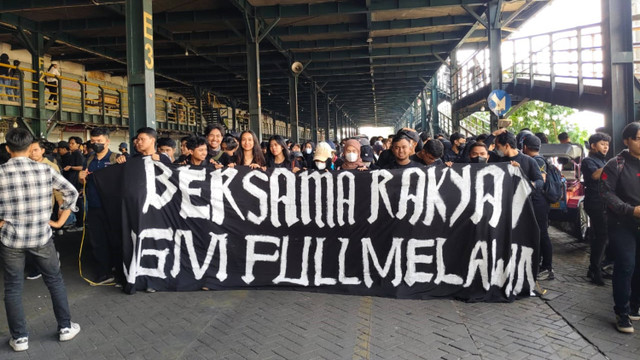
left=0, top=156, right=78, bottom=248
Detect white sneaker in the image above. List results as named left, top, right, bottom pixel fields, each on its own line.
left=59, top=322, right=81, bottom=341
left=9, top=337, right=28, bottom=352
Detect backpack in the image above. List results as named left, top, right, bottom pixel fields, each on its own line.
left=535, top=155, right=564, bottom=203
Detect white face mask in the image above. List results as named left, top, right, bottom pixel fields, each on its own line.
left=315, top=161, right=326, bottom=170
left=345, top=152, right=358, bottom=163
left=305, top=148, right=312, bottom=154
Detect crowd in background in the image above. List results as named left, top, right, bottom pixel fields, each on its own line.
left=1, top=120, right=640, bottom=339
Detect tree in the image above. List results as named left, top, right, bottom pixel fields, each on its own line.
left=508, top=100, right=588, bottom=145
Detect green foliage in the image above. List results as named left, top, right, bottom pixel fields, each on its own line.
left=508, top=101, right=588, bottom=145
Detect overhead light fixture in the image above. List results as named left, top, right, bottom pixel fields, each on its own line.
left=185, top=49, right=189, bottom=56
left=366, top=37, right=373, bottom=43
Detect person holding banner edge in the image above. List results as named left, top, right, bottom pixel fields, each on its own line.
left=493, top=129, right=549, bottom=281
left=79, top=127, right=120, bottom=286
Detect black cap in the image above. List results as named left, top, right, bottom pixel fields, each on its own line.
left=523, top=134, right=541, bottom=150
left=361, top=145, right=374, bottom=162
left=396, top=129, right=419, bottom=144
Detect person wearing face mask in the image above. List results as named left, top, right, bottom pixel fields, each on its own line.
left=443, top=133, right=466, bottom=162
left=312, top=142, right=332, bottom=171
left=335, top=139, right=368, bottom=171
left=468, top=142, right=489, bottom=164
left=581, top=132, right=612, bottom=285
left=78, top=127, right=121, bottom=286
left=302, top=141, right=315, bottom=169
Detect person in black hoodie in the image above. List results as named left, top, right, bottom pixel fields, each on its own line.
left=494, top=130, right=547, bottom=280
left=581, top=132, right=612, bottom=286
left=302, top=141, right=315, bottom=169
left=599, top=122, right=640, bottom=334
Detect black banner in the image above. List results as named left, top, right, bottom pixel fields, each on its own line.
left=96, top=157, right=539, bottom=301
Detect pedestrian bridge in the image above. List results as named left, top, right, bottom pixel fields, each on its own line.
left=401, top=22, right=639, bottom=140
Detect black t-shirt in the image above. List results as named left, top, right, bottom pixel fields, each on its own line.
left=206, top=151, right=231, bottom=166
left=502, top=152, right=544, bottom=202
left=269, top=158, right=300, bottom=170
left=174, top=154, right=189, bottom=164
left=60, top=150, right=83, bottom=189
left=376, top=149, right=395, bottom=169
left=443, top=148, right=460, bottom=162
left=581, top=152, right=607, bottom=202
left=388, top=160, right=425, bottom=170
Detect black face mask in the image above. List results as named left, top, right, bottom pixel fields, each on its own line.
left=469, top=156, right=488, bottom=164
left=91, top=143, right=105, bottom=153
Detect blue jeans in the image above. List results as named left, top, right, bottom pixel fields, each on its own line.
left=1, top=239, right=71, bottom=339
left=609, top=220, right=640, bottom=315
left=0, top=78, right=10, bottom=95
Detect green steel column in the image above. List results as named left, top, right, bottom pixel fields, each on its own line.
left=431, top=78, right=440, bottom=135
left=450, top=50, right=460, bottom=133
left=422, top=89, right=431, bottom=135
left=194, top=86, right=203, bottom=133
left=333, top=106, right=339, bottom=142
left=289, top=75, right=299, bottom=144
left=231, top=100, right=237, bottom=132
left=246, top=16, right=262, bottom=142
left=29, top=32, right=46, bottom=137
left=310, top=82, right=318, bottom=143
left=487, top=0, right=502, bottom=132
left=125, top=0, right=156, bottom=142
left=413, top=101, right=419, bottom=130
left=324, top=94, right=331, bottom=141
left=420, top=93, right=427, bottom=133
left=272, top=113, right=277, bottom=137
left=602, top=0, right=634, bottom=155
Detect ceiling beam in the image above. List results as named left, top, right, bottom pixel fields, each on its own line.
left=257, top=0, right=486, bottom=19
left=0, top=0, right=107, bottom=12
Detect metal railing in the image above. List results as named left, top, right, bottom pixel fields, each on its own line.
left=0, top=62, right=203, bottom=129
left=460, top=112, right=491, bottom=136
left=452, top=23, right=604, bottom=102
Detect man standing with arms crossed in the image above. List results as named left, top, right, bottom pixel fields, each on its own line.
left=0, top=128, right=81, bottom=352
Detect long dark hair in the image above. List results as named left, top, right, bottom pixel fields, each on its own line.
left=235, top=130, right=265, bottom=166
left=266, top=135, right=293, bottom=168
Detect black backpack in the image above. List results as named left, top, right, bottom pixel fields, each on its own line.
left=535, top=155, right=564, bottom=203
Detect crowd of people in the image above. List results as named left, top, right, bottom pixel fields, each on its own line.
left=0, top=120, right=639, bottom=351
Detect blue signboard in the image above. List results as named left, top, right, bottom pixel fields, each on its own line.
left=487, top=90, right=511, bottom=117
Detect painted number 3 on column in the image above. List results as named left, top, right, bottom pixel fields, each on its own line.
left=145, top=43, right=154, bottom=70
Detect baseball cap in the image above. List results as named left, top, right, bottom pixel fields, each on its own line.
left=396, top=129, right=419, bottom=144
left=314, top=142, right=333, bottom=161
left=361, top=145, right=374, bottom=162
left=523, top=134, right=541, bottom=150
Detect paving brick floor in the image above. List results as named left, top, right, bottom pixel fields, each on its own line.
left=0, top=227, right=637, bottom=359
